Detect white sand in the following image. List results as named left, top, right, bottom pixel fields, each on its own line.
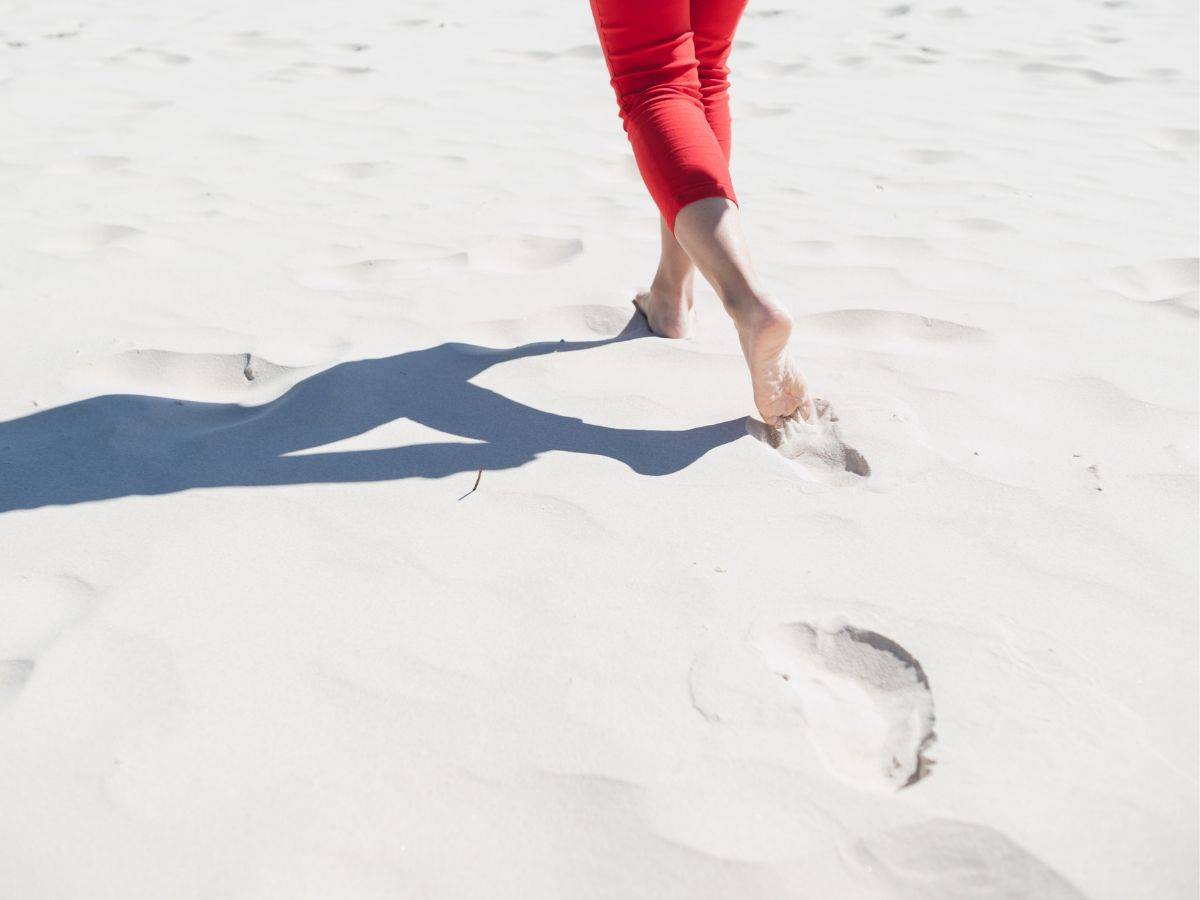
left=1, top=0, right=1196, bottom=896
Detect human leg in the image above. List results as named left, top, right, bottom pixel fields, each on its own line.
left=634, top=216, right=697, bottom=338
left=588, top=0, right=737, bottom=231
left=673, top=197, right=810, bottom=424
left=633, top=0, right=750, bottom=338
left=692, top=0, right=748, bottom=161
left=589, top=0, right=809, bottom=423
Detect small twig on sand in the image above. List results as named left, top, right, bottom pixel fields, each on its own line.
left=457, top=468, right=483, bottom=501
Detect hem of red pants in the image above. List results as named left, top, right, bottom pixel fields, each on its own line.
left=666, top=184, right=739, bottom=234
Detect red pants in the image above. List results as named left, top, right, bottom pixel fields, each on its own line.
left=588, top=0, right=748, bottom=232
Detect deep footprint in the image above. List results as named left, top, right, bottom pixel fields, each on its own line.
left=748, top=398, right=871, bottom=477
left=759, top=622, right=935, bottom=791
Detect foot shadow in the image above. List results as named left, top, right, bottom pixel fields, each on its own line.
left=0, top=313, right=748, bottom=513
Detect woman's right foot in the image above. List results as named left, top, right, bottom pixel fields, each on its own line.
left=634, top=280, right=694, bottom=339
left=731, top=295, right=811, bottom=425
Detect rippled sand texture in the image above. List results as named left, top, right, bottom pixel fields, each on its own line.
left=0, top=0, right=1195, bottom=898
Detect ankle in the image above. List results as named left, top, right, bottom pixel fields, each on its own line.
left=651, top=269, right=694, bottom=303
left=726, top=289, right=791, bottom=330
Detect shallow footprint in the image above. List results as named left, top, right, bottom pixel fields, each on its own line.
left=64, top=349, right=312, bottom=404
left=0, top=659, right=35, bottom=707
left=848, top=819, right=1086, bottom=899
left=1102, top=256, right=1198, bottom=311
left=34, top=224, right=141, bottom=255
left=748, top=399, right=871, bottom=477
left=467, top=235, right=583, bottom=274
left=759, top=622, right=935, bottom=791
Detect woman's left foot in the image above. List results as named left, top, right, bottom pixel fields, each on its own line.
left=730, top=294, right=812, bottom=425
left=634, top=282, right=694, bottom=339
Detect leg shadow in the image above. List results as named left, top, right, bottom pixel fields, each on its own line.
left=0, top=314, right=748, bottom=513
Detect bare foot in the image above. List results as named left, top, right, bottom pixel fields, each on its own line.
left=633, top=281, right=694, bottom=339
left=732, top=296, right=811, bottom=425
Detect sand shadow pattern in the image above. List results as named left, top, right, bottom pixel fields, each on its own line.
left=0, top=315, right=747, bottom=513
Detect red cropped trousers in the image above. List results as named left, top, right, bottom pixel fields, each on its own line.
left=588, top=0, right=748, bottom=233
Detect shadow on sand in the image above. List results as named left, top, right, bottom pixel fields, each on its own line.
left=0, top=314, right=749, bottom=513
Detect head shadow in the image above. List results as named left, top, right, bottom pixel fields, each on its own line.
left=0, top=313, right=749, bottom=513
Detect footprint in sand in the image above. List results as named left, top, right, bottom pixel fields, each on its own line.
left=1155, top=127, right=1198, bottom=148
left=1101, top=256, right=1198, bottom=314
left=1019, top=61, right=1126, bottom=84
left=0, top=659, right=35, bottom=707
left=315, top=161, right=396, bottom=182
left=48, top=155, right=131, bottom=176
left=467, top=235, right=583, bottom=274
left=234, top=31, right=305, bottom=50
left=748, top=398, right=872, bottom=478
left=65, top=349, right=312, bottom=403
left=34, top=224, right=141, bottom=255
left=759, top=622, right=936, bottom=791
left=560, top=44, right=602, bottom=59
left=0, top=571, right=97, bottom=708
left=463, top=303, right=639, bottom=347
left=903, top=148, right=972, bottom=165
left=797, top=308, right=987, bottom=350
left=292, top=243, right=465, bottom=291
left=847, top=819, right=1086, bottom=899
left=502, top=49, right=557, bottom=62
left=739, top=100, right=790, bottom=118
left=956, top=216, right=1016, bottom=234
left=123, top=47, right=191, bottom=67
left=763, top=60, right=809, bottom=76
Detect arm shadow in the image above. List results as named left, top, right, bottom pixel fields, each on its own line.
left=0, top=313, right=749, bottom=513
